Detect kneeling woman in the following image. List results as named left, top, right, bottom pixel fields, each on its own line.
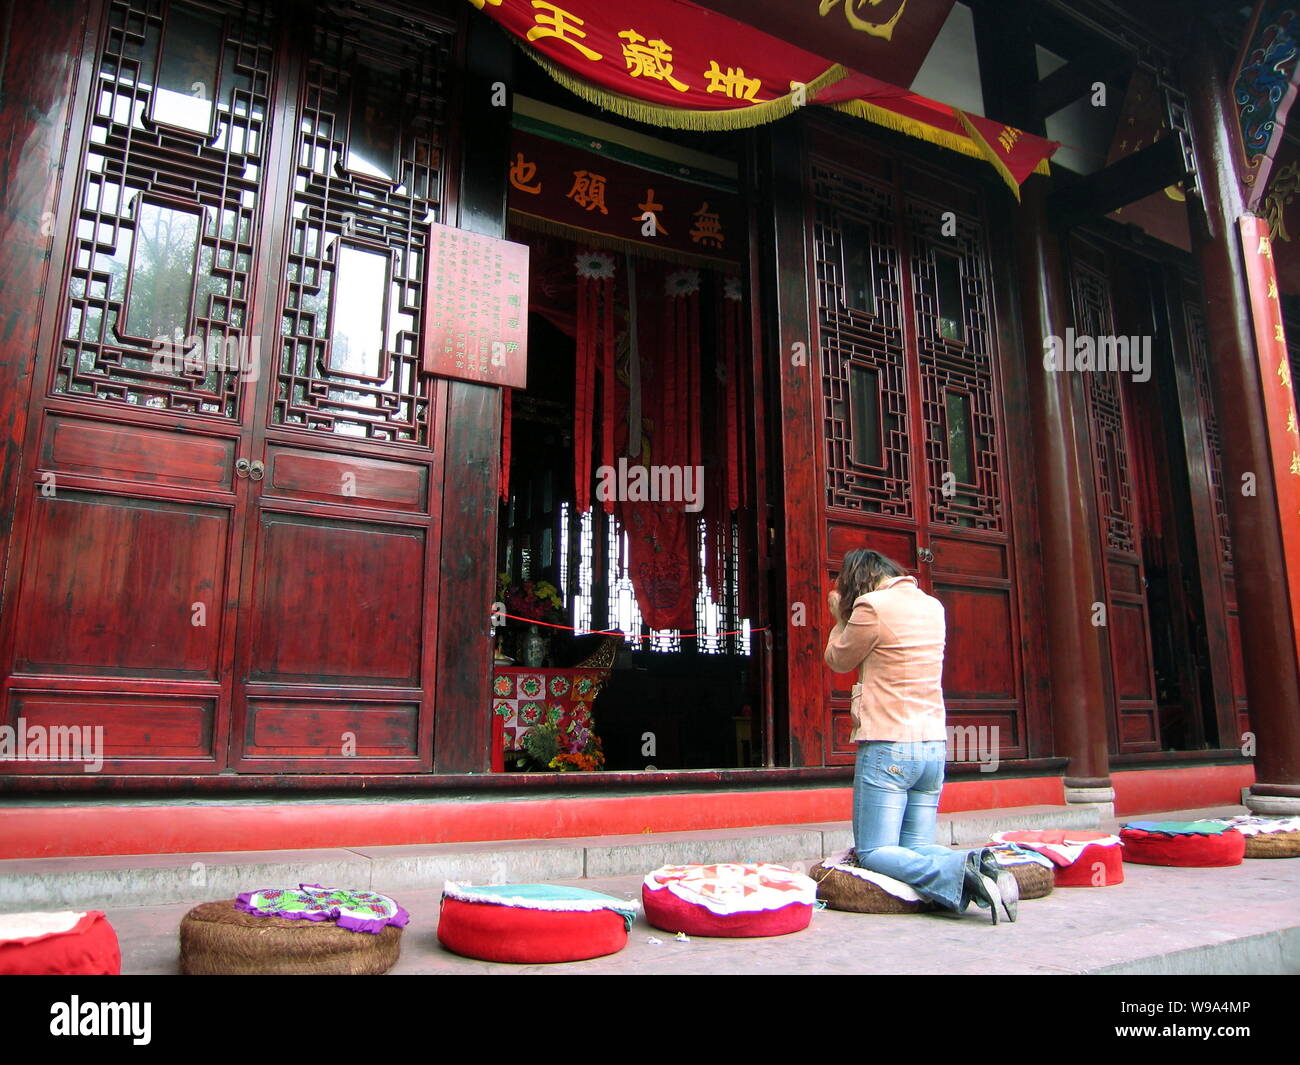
left=824, top=549, right=1018, bottom=923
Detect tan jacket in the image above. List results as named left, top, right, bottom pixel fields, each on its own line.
left=823, top=575, right=947, bottom=743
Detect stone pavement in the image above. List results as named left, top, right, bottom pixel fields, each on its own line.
left=77, top=804, right=1300, bottom=975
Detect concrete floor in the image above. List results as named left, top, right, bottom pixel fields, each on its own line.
left=109, top=813, right=1300, bottom=975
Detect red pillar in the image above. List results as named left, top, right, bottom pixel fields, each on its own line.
left=1181, top=28, right=1300, bottom=812
left=1013, top=182, right=1115, bottom=802
left=971, top=0, right=1114, bottom=807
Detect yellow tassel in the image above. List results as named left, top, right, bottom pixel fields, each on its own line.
left=953, top=108, right=1023, bottom=200
left=523, top=46, right=847, bottom=131
left=830, top=99, right=990, bottom=164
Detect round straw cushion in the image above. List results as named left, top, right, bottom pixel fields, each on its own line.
left=437, top=883, right=634, bottom=964
left=642, top=863, right=817, bottom=937
left=809, top=858, right=932, bottom=914
left=179, top=899, right=403, bottom=975
left=1207, top=818, right=1300, bottom=858
left=1002, top=861, right=1055, bottom=899
left=1244, top=830, right=1300, bottom=858
left=0, top=911, right=120, bottom=976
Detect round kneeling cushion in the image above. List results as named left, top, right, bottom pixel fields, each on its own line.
left=642, top=863, right=816, bottom=937
left=1209, top=816, right=1300, bottom=858
left=991, top=830, right=1124, bottom=887
left=437, top=883, right=635, bottom=964
left=180, top=899, right=404, bottom=975
left=0, top=911, right=120, bottom=975
left=1120, top=826, right=1245, bottom=867
left=1245, top=830, right=1300, bottom=858
left=809, top=853, right=932, bottom=914
left=988, top=845, right=1055, bottom=900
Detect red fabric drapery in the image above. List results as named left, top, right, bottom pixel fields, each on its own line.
left=469, top=0, right=1057, bottom=195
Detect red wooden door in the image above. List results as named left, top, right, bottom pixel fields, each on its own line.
left=1067, top=238, right=1161, bottom=753
left=225, top=2, right=455, bottom=773
left=806, top=127, right=1028, bottom=765
left=0, top=0, right=458, bottom=776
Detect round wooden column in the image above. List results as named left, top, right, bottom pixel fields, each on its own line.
left=1014, top=182, right=1114, bottom=798
left=1181, top=30, right=1300, bottom=812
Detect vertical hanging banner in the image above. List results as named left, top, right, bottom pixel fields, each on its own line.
left=1238, top=215, right=1300, bottom=674
left=423, top=219, right=530, bottom=388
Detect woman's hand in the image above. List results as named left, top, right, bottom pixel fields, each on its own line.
left=827, top=589, right=841, bottom=620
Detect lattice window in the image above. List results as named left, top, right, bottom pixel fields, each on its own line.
left=55, top=0, right=274, bottom=417
left=273, top=2, right=453, bottom=444
left=810, top=162, right=911, bottom=515
left=907, top=198, right=1004, bottom=531
left=1072, top=259, right=1138, bottom=554
left=1185, top=298, right=1233, bottom=568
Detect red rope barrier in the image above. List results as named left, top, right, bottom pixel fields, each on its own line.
left=498, top=612, right=769, bottom=638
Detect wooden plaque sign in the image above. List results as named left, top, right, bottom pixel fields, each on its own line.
left=422, top=220, right=529, bottom=388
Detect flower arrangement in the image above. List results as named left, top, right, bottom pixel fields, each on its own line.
left=516, top=708, right=604, bottom=772
left=497, top=573, right=566, bottom=626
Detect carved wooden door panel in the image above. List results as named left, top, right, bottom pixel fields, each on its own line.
left=0, top=0, right=281, bottom=775
left=0, top=0, right=457, bottom=776
left=807, top=128, right=1027, bottom=765
left=226, top=2, right=456, bottom=772
left=1068, top=239, right=1160, bottom=753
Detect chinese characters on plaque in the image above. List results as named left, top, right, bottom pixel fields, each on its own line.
left=422, top=220, right=529, bottom=389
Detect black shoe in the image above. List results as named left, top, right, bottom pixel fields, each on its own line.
left=976, top=848, right=1002, bottom=881
left=991, top=867, right=1019, bottom=923
left=962, top=863, right=999, bottom=924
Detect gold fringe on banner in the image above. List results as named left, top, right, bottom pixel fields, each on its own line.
left=953, top=108, right=1023, bottom=200
left=834, top=100, right=1051, bottom=198
left=508, top=210, right=739, bottom=270
left=523, top=45, right=848, bottom=131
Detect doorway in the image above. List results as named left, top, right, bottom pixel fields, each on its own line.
left=491, top=103, right=766, bottom=772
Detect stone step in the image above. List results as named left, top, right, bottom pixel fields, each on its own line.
left=0, top=803, right=1101, bottom=912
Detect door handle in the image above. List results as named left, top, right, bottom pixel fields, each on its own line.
left=235, top=457, right=265, bottom=480
left=918, top=547, right=934, bottom=564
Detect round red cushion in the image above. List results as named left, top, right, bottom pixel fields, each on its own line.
left=1120, top=828, right=1245, bottom=867
left=642, top=884, right=812, bottom=937
left=994, top=830, right=1125, bottom=887
left=437, top=887, right=631, bottom=964
left=0, top=912, right=120, bottom=975
left=641, top=863, right=816, bottom=938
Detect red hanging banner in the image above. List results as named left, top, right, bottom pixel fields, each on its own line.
left=470, top=0, right=1058, bottom=195
left=1239, top=214, right=1300, bottom=679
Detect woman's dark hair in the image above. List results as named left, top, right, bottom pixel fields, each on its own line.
left=836, top=549, right=907, bottom=622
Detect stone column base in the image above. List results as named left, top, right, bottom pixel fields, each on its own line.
left=1063, top=785, right=1115, bottom=821
left=1244, top=791, right=1300, bottom=816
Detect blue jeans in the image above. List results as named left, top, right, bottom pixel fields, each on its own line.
left=852, top=739, right=974, bottom=912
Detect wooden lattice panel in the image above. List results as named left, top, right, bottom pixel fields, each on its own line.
left=906, top=197, right=1004, bottom=532
left=810, top=162, right=911, bottom=516
left=1072, top=259, right=1138, bottom=555
left=272, top=1, right=454, bottom=444
left=54, top=0, right=275, bottom=417
left=1184, top=298, right=1233, bottom=569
